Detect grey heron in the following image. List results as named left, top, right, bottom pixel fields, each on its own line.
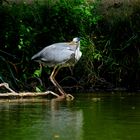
left=31, top=37, right=82, bottom=100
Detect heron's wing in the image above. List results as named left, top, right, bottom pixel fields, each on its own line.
left=34, top=43, right=75, bottom=66
left=54, top=43, right=77, bottom=51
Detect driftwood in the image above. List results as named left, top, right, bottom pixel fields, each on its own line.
left=0, top=83, right=16, bottom=93
left=0, top=82, right=60, bottom=99
left=0, top=91, right=58, bottom=98
left=0, top=83, right=74, bottom=101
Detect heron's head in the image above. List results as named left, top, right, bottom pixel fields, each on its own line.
left=72, top=37, right=80, bottom=43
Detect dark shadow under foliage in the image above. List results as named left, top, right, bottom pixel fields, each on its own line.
left=0, top=0, right=140, bottom=93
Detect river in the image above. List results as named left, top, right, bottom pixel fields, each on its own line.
left=0, top=92, right=140, bottom=140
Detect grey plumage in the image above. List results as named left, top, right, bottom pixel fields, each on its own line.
left=31, top=38, right=81, bottom=67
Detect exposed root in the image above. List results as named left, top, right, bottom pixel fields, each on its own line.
left=45, top=91, right=60, bottom=97
left=45, top=91, right=74, bottom=101
left=0, top=83, right=17, bottom=93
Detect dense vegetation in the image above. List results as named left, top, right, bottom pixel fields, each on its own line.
left=0, top=0, right=140, bottom=93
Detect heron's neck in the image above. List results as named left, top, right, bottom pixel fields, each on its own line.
left=75, top=42, right=82, bottom=61
left=76, top=42, right=80, bottom=50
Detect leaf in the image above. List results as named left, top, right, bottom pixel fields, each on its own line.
left=35, top=86, right=41, bottom=92
left=33, top=69, right=42, bottom=77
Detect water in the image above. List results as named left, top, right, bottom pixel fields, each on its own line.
left=0, top=93, right=140, bottom=140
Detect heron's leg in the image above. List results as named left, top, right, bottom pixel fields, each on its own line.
left=50, top=66, right=66, bottom=95
left=50, top=66, right=74, bottom=100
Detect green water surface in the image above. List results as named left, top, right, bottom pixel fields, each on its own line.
left=0, top=93, right=140, bottom=140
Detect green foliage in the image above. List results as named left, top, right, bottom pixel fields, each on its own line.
left=0, top=0, right=140, bottom=92
left=0, top=0, right=101, bottom=91
left=91, top=2, right=140, bottom=89
left=33, top=69, right=42, bottom=77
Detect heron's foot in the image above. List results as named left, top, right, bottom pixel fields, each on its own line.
left=0, top=82, right=16, bottom=93
left=65, top=94, right=74, bottom=101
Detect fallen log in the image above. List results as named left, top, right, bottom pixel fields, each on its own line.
left=0, top=91, right=61, bottom=98
left=0, top=83, right=72, bottom=101
left=0, top=82, right=60, bottom=99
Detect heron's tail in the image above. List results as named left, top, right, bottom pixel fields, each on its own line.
left=31, top=53, right=41, bottom=61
